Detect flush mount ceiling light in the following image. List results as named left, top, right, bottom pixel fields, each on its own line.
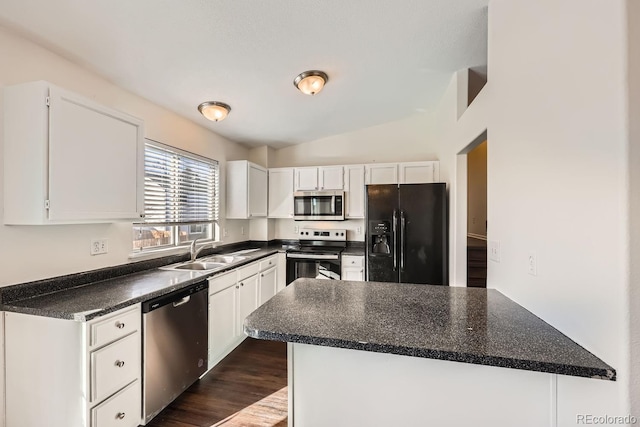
left=198, top=101, right=231, bottom=122
left=293, top=70, right=329, bottom=96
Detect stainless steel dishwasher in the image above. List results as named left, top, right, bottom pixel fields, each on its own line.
left=142, top=281, right=208, bottom=424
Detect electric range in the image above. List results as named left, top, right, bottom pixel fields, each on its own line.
left=285, top=228, right=347, bottom=284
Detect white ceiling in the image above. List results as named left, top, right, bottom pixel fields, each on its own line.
left=0, top=0, right=488, bottom=148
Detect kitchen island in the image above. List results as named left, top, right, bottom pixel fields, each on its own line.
left=244, top=279, right=616, bottom=427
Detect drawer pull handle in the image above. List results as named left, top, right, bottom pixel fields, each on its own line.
left=351, top=261, right=355, bottom=264
left=115, top=360, right=125, bottom=368
left=115, top=322, right=125, bottom=329
left=116, top=412, right=126, bottom=420
left=240, top=283, right=244, bottom=287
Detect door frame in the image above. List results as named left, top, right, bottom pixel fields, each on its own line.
left=454, top=130, right=487, bottom=287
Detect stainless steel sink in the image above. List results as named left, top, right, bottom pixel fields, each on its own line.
left=201, top=255, right=248, bottom=264
left=173, top=261, right=226, bottom=271
left=161, top=254, right=249, bottom=272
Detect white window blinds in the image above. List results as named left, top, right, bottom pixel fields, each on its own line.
left=140, top=140, right=219, bottom=225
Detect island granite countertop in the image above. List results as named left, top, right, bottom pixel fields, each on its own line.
left=244, top=278, right=616, bottom=381
left=0, top=244, right=285, bottom=321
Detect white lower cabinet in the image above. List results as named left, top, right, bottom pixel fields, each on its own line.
left=208, top=253, right=284, bottom=369
left=237, top=273, right=259, bottom=337
left=91, top=380, right=141, bottom=427
left=342, top=255, right=365, bottom=281
left=4, top=304, right=142, bottom=427
left=259, top=266, right=277, bottom=305
left=208, top=281, right=238, bottom=369
left=91, top=333, right=140, bottom=402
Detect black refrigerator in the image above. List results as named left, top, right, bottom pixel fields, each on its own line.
left=366, top=183, right=448, bottom=285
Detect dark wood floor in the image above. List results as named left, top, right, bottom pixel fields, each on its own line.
left=146, top=339, right=288, bottom=427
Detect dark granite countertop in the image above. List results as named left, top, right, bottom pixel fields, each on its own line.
left=244, top=278, right=616, bottom=381
left=0, top=244, right=286, bottom=321
left=341, top=244, right=365, bottom=256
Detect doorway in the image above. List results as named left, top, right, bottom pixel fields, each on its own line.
left=466, top=141, right=487, bottom=287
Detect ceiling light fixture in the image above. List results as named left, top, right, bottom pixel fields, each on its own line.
left=198, top=101, right=231, bottom=122
left=293, top=70, right=329, bottom=96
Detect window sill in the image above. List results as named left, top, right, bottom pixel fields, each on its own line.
left=129, top=240, right=221, bottom=262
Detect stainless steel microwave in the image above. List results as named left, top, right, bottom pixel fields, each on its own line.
left=293, top=191, right=345, bottom=221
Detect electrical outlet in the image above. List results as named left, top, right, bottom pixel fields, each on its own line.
left=357, top=226, right=362, bottom=235
left=223, top=228, right=229, bottom=237
left=90, top=238, right=108, bottom=255
left=241, top=226, right=245, bottom=235
left=489, top=240, right=500, bottom=262
left=528, top=252, right=537, bottom=276
left=294, top=225, right=299, bottom=234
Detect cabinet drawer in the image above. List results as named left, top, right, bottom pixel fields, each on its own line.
left=91, top=332, right=140, bottom=403
left=208, top=270, right=237, bottom=295
left=259, top=255, right=277, bottom=272
left=237, top=261, right=260, bottom=280
left=342, top=255, right=364, bottom=268
left=91, top=380, right=141, bottom=427
left=90, top=306, right=140, bottom=348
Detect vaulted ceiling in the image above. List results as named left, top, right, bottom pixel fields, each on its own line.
left=0, top=0, right=488, bottom=148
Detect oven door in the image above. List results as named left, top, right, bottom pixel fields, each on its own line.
left=293, top=191, right=344, bottom=221
left=286, top=255, right=341, bottom=285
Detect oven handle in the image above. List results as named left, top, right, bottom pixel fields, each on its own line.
left=286, top=253, right=340, bottom=260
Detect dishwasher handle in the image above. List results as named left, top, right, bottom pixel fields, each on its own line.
left=142, top=281, right=207, bottom=313
left=172, top=295, right=191, bottom=307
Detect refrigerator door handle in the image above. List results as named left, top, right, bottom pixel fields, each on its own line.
left=400, top=210, right=406, bottom=272
left=392, top=210, right=398, bottom=271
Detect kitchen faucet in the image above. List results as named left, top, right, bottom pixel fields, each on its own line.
left=190, top=238, right=214, bottom=261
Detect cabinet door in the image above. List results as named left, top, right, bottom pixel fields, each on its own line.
left=236, top=274, right=259, bottom=336
left=399, top=161, right=439, bottom=184
left=342, top=267, right=365, bottom=281
left=259, top=267, right=277, bottom=306
left=268, top=168, right=294, bottom=218
left=48, top=86, right=143, bottom=221
left=248, top=163, right=268, bottom=217
left=344, top=165, right=365, bottom=218
left=365, top=163, right=398, bottom=185
left=318, top=166, right=344, bottom=190
left=295, top=167, right=319, bottom=191
left=209, top=285, right=237, bottom=368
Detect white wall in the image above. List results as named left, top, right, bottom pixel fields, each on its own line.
left=271, top=113, right=436, bottom=168
left=0, top=25, right=250, bottom=287
left=432, top=0, right=632, bottom=423
left=269, top=114, right=438, bottom=241
left=627, top=0, right=640, bottom=416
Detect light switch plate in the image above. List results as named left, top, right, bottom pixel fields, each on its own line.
left=528, top=252, right=537, bottom=276
left=489, top=240, right=500, bottom=262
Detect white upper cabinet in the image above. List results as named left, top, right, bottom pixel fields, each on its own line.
left=365, top=161, right=441, bottom=185
left=227, top=160, right=268, bottom=219
left=294, top=167, right=319, bottom=191
left=294, top=166, right=344, bottom=191
left=399, top=161, right=440, bottom=184
left=318, top=166, right=344, bottom=190
left=3, top=81, right=144, bottom=224
left=365, top=163, right=399, bottom=185
left=268, top=168, right=294, bottom=218
left=344, top=165, right=365, bottom=219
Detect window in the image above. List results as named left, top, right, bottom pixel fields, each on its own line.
left=133, top=140, right=219, bottom=251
